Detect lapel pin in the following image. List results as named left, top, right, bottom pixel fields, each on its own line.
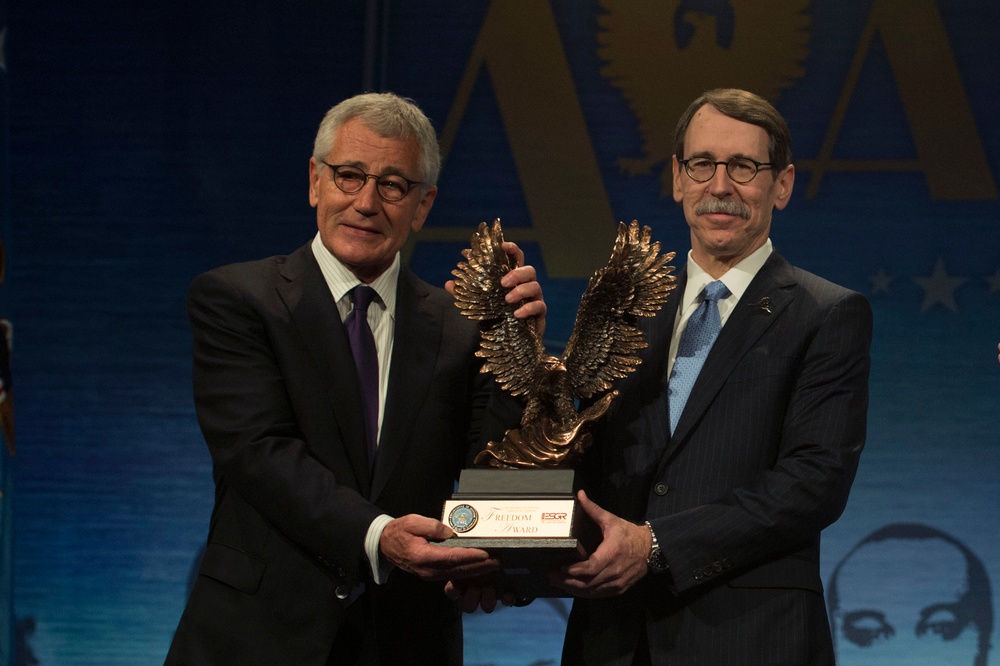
left=754, top=297, right=772, bottom=314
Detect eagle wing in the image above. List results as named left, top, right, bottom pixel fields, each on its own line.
left=451, top=220, right=547, bottom=398
left=562, top=221, right=676, bottom=399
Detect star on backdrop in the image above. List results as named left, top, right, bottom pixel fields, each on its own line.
left=912, top=258, right=968, bottom=313
left=986, top=268, right=1000, bottom=293
left=870, top=268, right=893, bottom=294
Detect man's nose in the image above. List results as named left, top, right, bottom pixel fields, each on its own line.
left=706, top=165, right=737, bottom=195
left=353, top=176, right=382, bottom=209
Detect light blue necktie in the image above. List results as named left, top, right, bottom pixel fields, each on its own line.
left=669, top=280, right=730, bottom=435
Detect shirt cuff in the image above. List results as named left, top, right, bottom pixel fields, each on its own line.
left=365, top=513, right=395, bottom=584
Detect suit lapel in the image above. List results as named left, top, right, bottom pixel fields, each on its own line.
left=633, top=271, right=685, bottom=462
left=275, top=245, right=372, bottom=496
left=370, top=270, right=441, bottom=501
left=639, top=270, right=683, bottom=402
left=668, top=252, right=797, bottom=449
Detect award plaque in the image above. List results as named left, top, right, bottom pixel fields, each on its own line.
left=442, top=219, right=676, bottom=599
left=442, top=468, right=597, bottom=598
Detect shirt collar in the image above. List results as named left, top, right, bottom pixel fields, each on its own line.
left=682, top=238, right=773, bottom=312
left=310, top=233, right=399, bottom=315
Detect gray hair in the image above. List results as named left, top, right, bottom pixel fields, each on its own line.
left=312, top=92, right=441, bottom=186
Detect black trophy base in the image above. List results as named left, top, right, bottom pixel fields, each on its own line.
left=439, top=468, right=598, bottom=599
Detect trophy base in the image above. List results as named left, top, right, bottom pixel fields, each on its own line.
left=440, top=468, right=597, bottom=598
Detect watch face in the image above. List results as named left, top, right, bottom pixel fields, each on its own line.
left=648, top=547, right=669, bottom=573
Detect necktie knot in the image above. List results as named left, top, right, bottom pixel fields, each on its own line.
left=702, top=280, right=729, bottom=304
left=351, top=285, right=378, bottom=314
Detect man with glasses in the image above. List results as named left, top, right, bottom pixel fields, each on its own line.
left=552, top=89, right=873, bottom=665
left=166, top=92, right=545, bottom=665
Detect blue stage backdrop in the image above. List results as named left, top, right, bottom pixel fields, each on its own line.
left=0, top=0, right=15, bottom=663
left=3, top=1, right=999, bottom=664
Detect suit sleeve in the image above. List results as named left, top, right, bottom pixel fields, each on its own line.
left=651, top=290, right=873, bottom=593
left=188, top=268, right=382, bottom=582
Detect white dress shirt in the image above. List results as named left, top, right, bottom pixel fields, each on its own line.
left=667, top=239, right=774, bottom=378
left=311, top=233, right=396, bottom=584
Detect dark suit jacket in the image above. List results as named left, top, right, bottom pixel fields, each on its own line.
left=563, top=251, right=873, bottom=666
left=166, top=242, right=503, bottom=665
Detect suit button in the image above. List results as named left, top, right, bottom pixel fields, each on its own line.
left=713, top=561, right=723, bottom=572
left=654, top=483, right=668, bottom=496
left=722, top=558, right=732, bottom=570
left=335, top=585, right=350, bottom=600
left=693, top=569, right=704, bottom=580
left=337, top=567, right=346, bottom=578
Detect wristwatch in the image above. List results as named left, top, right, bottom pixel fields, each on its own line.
left=645, top=521, right=670, bottom=574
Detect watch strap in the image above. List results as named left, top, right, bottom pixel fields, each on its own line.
left=644, top=521, right=669, bottom=574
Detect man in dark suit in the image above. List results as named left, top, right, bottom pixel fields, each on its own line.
left=166, top=92, right=545, bottom=665
left=553, top=88, right=873, bottom=665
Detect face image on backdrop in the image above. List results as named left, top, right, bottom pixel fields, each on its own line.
left=827, top=523, right=993, bottom=666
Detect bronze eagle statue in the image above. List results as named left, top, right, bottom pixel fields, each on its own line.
left=451, top=219, right=676, bottom=469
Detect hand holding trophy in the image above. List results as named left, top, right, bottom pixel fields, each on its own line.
left=442, top=219, right=676, bottom=599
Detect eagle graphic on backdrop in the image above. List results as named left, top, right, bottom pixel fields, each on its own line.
left=451, top=220, right=676, bottom=469
left=598, top=0, right=810, bottom=196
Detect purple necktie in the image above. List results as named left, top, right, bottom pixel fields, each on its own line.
left=345, top=285, right=379, bottom=467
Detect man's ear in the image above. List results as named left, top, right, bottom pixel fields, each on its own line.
left=672, top=156, right=684, bottom=203
left=410, top=185, right=437, bottom=232
left=308, top=158, right=321, bottom=207
left=772, top=164, right=795, bottom=210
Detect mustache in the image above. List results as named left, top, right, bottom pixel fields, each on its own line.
left=695, top=198, right=751, bottom=220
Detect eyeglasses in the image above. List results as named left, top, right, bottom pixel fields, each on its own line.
left=678, top=157, right=775, bottom=184
left=320, top=161, right=424, bottom=202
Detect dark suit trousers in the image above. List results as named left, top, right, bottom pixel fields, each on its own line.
left=328, top=591, right=377, bottom=665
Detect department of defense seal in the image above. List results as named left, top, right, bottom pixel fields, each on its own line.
left=448, top=504, right=478, bottom=533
